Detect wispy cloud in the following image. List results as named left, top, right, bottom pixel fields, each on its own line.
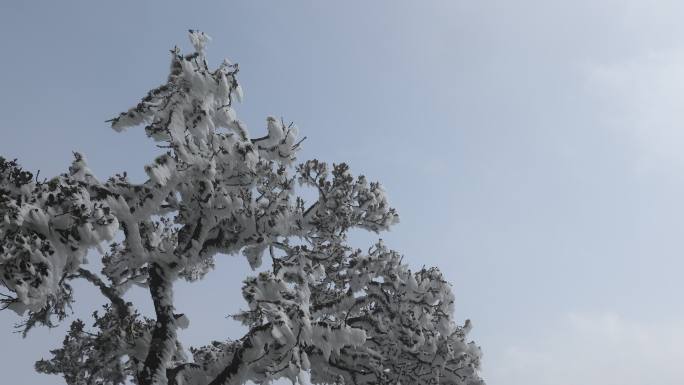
left=485, top=312, right=684, bottom=385
left=583, top=49, right=684, bottom=172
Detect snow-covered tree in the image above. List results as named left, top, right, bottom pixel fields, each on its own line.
left=0, top=31, right=484, bottom=385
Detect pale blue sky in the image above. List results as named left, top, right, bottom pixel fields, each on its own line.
left=2, top=1, right=684, bottom=384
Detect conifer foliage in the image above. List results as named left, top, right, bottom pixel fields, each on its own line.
left=0, top=31, right=484, bottom=385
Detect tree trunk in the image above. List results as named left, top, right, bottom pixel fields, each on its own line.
left=139, top=262, right=177, bottom=385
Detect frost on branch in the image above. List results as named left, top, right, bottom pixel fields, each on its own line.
left=0, top=155, right=118, bottom=334
left=34, top=305, right=158, bottom=385
left=1, top=30, right=484, bottom=385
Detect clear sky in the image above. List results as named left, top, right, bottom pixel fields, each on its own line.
left=1, top=1, right=683, bottom=384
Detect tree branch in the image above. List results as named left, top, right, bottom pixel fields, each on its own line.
left=75, top=268, right=129, bottom=318
left=207, top=323, right=272, bottom=385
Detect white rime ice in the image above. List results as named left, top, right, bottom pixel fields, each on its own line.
left=0, top=31, right=484, bottom=385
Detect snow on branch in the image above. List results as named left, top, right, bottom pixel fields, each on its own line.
left=1, top=31, right=484, bottom=385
